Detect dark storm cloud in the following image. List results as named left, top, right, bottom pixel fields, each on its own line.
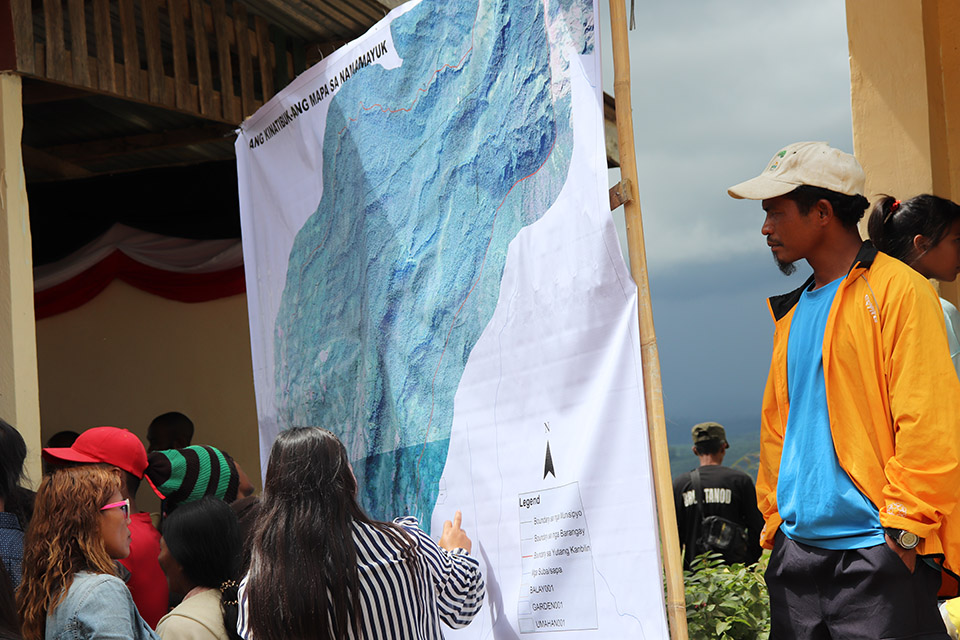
left=597, top=0, right=852, bottom=443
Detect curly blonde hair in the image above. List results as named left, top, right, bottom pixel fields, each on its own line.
left=17, top=465, right=121, bottom=640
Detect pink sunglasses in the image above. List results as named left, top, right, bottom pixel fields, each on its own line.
left=100, top=498, right=130, bottom=519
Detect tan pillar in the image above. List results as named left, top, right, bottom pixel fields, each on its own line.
left=0, top=72, right=42, bottom=486
left=922, top=0, right=960, bottom=304
left=847, top=0, right=960, bottom=305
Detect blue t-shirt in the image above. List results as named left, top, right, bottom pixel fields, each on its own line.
left=777, top=276, right=885, bottom=549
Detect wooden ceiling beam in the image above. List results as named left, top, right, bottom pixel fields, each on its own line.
left=352, top=0, right=391, bottom=23
left=21, top=145, right=94, bottom=179
left=242, top=0, right=338, bottom=41
left=22, top=82, right=95, bottom=105
left=305, top=38, right=349, bottom=67
left=37, top=123, right=236, bottom=162
left=300, top=0, right=369, bottom=32
left=25, top=157, right=237, bottom=183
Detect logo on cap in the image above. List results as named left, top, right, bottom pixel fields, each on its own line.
left=768, top=150, right=788, bottom=172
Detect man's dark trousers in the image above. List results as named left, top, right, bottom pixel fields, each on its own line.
left=765, top=530, right=948, bottom=639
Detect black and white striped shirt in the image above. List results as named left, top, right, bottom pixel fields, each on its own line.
left=236, top=516, right=485, bottom=639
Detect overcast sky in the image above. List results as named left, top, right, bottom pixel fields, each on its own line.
left=595, top=1, right=853, bottom=442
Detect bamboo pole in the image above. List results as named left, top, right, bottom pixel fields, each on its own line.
left=606, top=2, right=688, bottom=638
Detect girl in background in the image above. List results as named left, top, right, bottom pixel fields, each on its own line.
left=17, top=465, right=158, bottom=640
left=870, top=194, right=960, bottom=638
left=868, top=194, right=960, bottom=377
left=156, top=497, right=242, bottom=640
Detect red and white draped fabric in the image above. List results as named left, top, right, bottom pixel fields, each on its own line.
left=34, top=224, right=245, bottom=319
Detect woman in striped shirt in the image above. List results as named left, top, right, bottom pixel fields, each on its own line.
left=237, top=427, right=484, bottom=639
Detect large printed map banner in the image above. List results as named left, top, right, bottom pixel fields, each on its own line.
left=236, top=0, right=668, bottom=635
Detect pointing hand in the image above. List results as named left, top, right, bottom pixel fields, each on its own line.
left=439, top=510, right=472, bottom=553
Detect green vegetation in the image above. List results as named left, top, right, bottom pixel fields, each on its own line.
left=684, top=552, right=770, bottom=640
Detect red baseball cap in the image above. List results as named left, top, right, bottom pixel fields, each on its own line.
left=43, top=426, right=165, bottom=498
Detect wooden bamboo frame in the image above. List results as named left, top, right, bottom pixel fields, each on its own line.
left=607, top=1, right=689, bottom=637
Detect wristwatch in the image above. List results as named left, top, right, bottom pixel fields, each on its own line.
left=885, top=527, right=921, bottom=550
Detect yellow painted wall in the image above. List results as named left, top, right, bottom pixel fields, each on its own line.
left=847, top=0, right=960, bottom=304
left=847, top=1, right=932, bottom=199
left=35, top=281, right=260, bottom=512
left=0, top=73, right=42, bottom=487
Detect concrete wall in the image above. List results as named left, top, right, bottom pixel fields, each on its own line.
left=35, top=281, right=260, bottom=511
left=847, top=0, right=960, bottom=304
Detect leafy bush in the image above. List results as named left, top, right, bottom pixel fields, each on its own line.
left=683, top=552, right=770, bottom=640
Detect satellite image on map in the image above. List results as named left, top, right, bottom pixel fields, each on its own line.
left=273, top=0, right=594, bottom=524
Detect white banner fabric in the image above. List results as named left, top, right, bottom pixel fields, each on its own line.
left=235, top=0, right=668, bottom=636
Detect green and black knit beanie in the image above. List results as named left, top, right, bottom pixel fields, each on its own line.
left=146, top=445, right=240, bottom=507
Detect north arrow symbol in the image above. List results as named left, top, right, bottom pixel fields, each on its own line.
left=543, top=441, right=556, bottom=479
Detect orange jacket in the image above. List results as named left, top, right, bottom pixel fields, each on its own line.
left=758, top=243, right=960, bottom=594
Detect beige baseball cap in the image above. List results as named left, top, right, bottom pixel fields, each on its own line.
left=727, top=141, right=865, bottom=200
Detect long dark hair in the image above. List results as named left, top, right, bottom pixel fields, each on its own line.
left=868, top=194, right=960, bottom=265
left=246, top=427, right=416, bottom=640
left=0, top=562, right=20, bottom=639
left=162, top=497, right=242, bottom=640
left=0, top=420, right=32, bottom=528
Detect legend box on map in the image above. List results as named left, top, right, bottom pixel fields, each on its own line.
left=517, top=482, right=598, bottom=633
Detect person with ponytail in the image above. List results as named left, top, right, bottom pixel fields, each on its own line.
left=156, top=497, right=242, bottom=640
left=868, top=194, right=960, bottom=377
left=870, top=194, right=960, bottom=638
left=237, top=427, right=484, bottom=640
left=17, top=465, right=158, bottom=640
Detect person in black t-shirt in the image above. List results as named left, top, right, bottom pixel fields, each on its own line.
left=672, top=422, right=764, bottom=570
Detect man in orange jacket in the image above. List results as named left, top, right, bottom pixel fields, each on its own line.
left=729, top=141, right=960, bottom=639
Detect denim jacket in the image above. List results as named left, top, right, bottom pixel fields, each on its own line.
left=46, top=572, right=159, bottom=640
